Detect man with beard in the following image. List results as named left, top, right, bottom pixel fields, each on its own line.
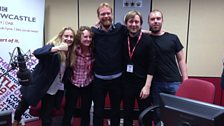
left=148, top=9, right=188, bottom=123
left=91, top=2, right=126, bottom=126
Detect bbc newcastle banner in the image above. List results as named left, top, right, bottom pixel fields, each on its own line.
left=0, top=0, right=45, bottom=120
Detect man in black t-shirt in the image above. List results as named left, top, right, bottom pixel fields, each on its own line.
left=148, top=9, right=188, bottom=123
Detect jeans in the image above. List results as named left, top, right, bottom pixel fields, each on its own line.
left=151, top=81, right=181, bottom=123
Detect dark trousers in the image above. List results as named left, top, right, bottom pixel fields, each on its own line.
left=92, top=76, right=122, bottom=126
left=62, top=83, right=92, bottom=126
left=123, top=73, right=152, bottom=126
left=14, top=97, right=29, bottom=122
left=14, top=91, right=63, bottom=126
left=40, top=93, right=56, bottom=126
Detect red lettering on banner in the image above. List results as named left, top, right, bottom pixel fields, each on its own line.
left=5, top=80, right=16, bottom=91
left=0, top=91, right=10, bottom=102
left=1, top=75, right=11, bottom=86
left=1, top=75, right=17, bottom=92
left=0, top=87, right=6, bottom=95
left=1, top=61, right=10, bottom=69
left=10, top=70, right=17, bottom=77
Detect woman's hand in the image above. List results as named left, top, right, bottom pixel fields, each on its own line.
left=51, top=42, right=68, bottom=52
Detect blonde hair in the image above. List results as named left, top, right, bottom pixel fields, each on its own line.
left=47, top=27, right=76, bottom=65
left=97, top=2, right=112, bottom=17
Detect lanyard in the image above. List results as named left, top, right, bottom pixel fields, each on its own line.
left=128, top=32, right=142, bottom=59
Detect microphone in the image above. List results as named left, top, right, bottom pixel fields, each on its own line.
left=16, top=47, right=32, bottom=86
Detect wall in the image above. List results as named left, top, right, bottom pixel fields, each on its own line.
left=45, top=0, right=78, bottom=42
left=114, top=0, right=151, bottom=30
left=188, top=0, right=224, bottom=77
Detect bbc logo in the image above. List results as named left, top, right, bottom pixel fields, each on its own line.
left=0, top=6, right=8, bottom=12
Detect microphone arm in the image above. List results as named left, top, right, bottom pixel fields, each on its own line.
left=0, top=47, right=32, bottom=86
left=0, top=49, right=17, bottom=79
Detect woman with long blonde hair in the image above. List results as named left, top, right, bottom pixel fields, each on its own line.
left=13, top=27, right=75, bottom=126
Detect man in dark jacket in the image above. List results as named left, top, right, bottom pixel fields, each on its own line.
left=91, top=2, right=126, bottom=126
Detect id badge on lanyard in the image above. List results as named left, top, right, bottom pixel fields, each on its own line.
left=126, top=64, right=134, bottom=73
left=126, top=32, right=142, bottom=73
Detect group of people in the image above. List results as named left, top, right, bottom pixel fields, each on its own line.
left=12, top=2, right=188, bottom=126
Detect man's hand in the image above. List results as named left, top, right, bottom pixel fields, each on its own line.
left=140, top=86, right=150, bottom=99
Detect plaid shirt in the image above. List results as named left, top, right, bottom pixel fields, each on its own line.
left=71, top=47, right=94, bottom=87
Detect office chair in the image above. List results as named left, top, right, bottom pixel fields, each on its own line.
left=138, top=78, right=216, bottom=126
left=176, top=78, right=215, bottom=103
